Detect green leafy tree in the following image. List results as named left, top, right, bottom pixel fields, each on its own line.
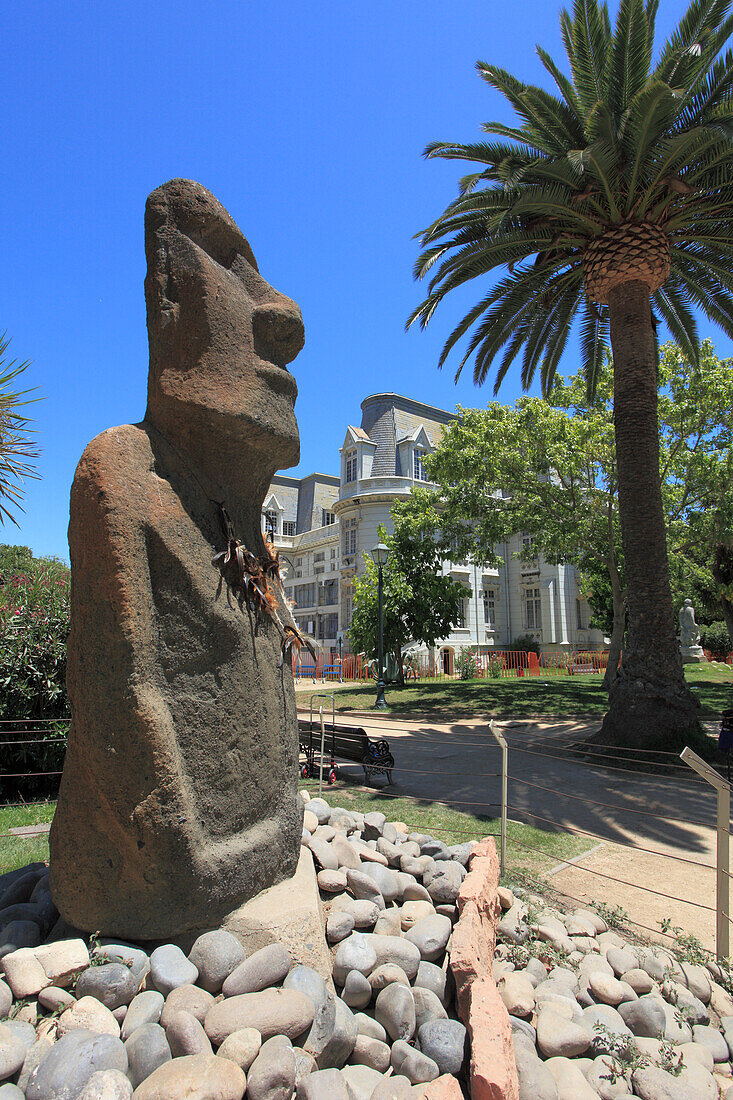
left=348, top=520, right=470, bottom=684
left=406, top=374, right=626, bottom=689
left=408, top=0, right=733, bottom=747
left=0, top=335, right=38, bottom=525
left=660, top=339, right=733, bottom=646
left=402, top=343, right=733, bottom=694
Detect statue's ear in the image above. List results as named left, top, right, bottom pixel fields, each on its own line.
left=146, top=238, right=180, bottom=335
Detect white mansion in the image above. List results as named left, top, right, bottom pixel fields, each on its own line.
left=263, top=393, right=606, bottom=669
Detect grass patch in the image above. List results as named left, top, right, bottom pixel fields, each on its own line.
left=0, top=801, right=55, bottom=876
left=315, top=664, right=732, bottom=719
left=300, top=778, right=589, bottom=877
left=0, top=788, right=590, bottom=891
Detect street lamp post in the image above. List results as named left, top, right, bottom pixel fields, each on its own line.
left=370, top=542, right=389, bottom=710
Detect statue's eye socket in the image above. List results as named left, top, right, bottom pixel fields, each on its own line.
left=252, top=304, right=305, bottom=367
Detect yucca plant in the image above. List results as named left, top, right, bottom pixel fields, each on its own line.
left=409, top=0, right=733, bottom=747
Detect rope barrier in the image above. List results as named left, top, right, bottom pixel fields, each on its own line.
left=509, top=735, right=685, bottom=758
left=507, top=743, right=709, bottom=781
left=0, top=738, right=68, bottom=746
left=0, top=718, right=70, bottom=724
left=508, top=806, right=726, bottom=872
left=0, top=771, right=63, bottom=779
left=510, top=839, right=719, bottom=913
left=509, top=774, right=718, bottom=830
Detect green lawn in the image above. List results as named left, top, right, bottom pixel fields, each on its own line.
left=0, top=801, right=55, bottom=877
left=0, top=788, right=589, bottom=887
left=314, top=663, right=733, bottom=719
left=300, top=778, right=589, bottom=879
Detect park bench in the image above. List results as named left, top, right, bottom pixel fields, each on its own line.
left=298, top=717, right=394, bottom=786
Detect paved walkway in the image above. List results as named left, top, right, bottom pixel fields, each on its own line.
left=299, top=706, right=724, bottom=951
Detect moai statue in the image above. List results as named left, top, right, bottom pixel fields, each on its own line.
left=50, top=180, right=307, bottom=938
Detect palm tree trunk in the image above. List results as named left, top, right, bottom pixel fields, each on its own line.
left=601, top=557, right=625, bottom=693
left=598, top=280, right=699, bottom=749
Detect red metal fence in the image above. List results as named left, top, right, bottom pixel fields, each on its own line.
left=293, top=648, right=611, bottom=683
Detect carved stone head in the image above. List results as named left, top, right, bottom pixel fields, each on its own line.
left=144, top=179, right=303, bottom=470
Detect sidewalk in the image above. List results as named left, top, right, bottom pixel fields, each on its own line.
left=297, top=706, right=723, bottom=951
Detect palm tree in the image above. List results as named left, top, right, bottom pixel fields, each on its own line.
left=0, top=334, right=38, bottom=527
left=408, top=0, right=733, bottom=749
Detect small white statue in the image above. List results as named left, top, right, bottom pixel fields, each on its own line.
left=679, top=598, right=705, bottom=662
left=679, top=599, right=701, bottom=647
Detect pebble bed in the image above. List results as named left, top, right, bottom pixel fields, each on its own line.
left=0, top=793, right=470, bottom=1099
left=498, top=883, right=733, bottom=1099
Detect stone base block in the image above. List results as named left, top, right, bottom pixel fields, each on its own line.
left=681, top=649, right=707, bottom=663
left=221, top=847, right=332, bottom=984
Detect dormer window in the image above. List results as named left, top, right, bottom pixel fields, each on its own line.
left=413, top=448, right=428, bottom=481
left=345, top=451, right=357, bottom=483
left=264, top=510, right=278, bottom=539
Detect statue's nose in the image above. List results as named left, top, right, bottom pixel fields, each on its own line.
left=252, top=301, right=305, bottom=368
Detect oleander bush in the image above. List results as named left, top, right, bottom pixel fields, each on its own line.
left=456, top=647, right=478, bottom=680
left=0, top=546, right=70, bottom=800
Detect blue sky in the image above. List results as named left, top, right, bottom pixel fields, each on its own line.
left=3, top=0, right=729, bottom=561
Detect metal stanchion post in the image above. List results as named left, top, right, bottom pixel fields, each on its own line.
left=490, top=720, right=508, bottom=876
left=681, top=746, right=730, bottom=958
left=319, top=706, right=325, bottom=801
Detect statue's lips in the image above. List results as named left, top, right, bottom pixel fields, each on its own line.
left=256, top=362, right=298, bottom=401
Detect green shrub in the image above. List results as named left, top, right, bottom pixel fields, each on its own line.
left=511, top=633, right=541, bottom=655
left=456, top=647, right=478, bottom=680
left=486, top=654, right=504, bottom=678
left=701, top=621, right=732, bottom=661
left=0, top=549, right=70, bottom=800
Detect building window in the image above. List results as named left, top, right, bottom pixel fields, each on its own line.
left=345, top=451, right=357, bottom=483
left=314, top=552, right=325, bottom=563
left=294, top=583, right=316, bottom=608
left=344, top=594, right=352, bottom=627
left=282, top=520, right=296, bottom=536
left=457, top=591, right=471, bottom=629
left=263, top=510, right=278, bottom=539
left=342, top=517, right=357, bottom=557
left=319, top=579, right=338, bottom=606
left=576, top=598, right=586, bottom=630
left=322, top=509, right=335, bottom=526
left=331, top=548, right=337, bottom=558
left=482, top=588, right=496, bottom=628
left=296, top=557, right=303, bottom=567
left=521, top=532, right=536, bottom=557
left=318, top=613, right=339, bottom=640
left=413, top=449, right=428, bottom=481
left=524, top=587, right=542, bottom=630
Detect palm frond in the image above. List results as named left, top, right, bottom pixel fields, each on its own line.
left=653, top=277, right=700, bottom=363
left=579, top=297, right=610, bottom=397
left=410, top=0, right=733, bottom=394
